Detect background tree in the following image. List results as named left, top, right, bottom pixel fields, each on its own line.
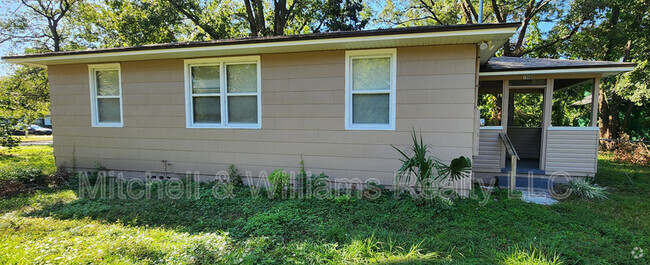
left=167, top=0, right=244, bottom=40
left=0, top=0, right=80, bottom=146
left=539, top=0, right=650, bottom=141
left=376, top=0, right=593, bottom=57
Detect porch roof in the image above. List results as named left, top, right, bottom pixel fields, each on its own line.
left=480, top=57, right=636, bottom=77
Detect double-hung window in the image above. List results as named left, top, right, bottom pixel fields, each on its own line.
left=345, top=49, right=396, bottom=130
left=185, top=56, right=261, bottom=128
left=89, top=63, right=123, bottom=127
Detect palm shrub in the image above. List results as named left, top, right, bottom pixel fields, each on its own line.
left=391, top=128, right=472, bottom=197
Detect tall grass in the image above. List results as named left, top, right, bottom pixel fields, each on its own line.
left=501, top=246, right=563, bottom=265
left=568, top=179, right=608, bottom=200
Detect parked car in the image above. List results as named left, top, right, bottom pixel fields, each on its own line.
left=13, top=125, right=52, bottom=135
left=28, top=125, right=52, bottom=135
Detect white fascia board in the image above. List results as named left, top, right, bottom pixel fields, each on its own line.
left=4, top=27, right=517, bottom=67
left=479, top=66, right=637, bottom=77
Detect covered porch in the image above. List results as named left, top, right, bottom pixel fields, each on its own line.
left=473, top=57, right=636, bottom=178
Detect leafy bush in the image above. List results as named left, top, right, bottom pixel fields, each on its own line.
left=331, top=194, right=354, bottom=206
left=0, top=123, right=20, bottom=149
left=227, top=164, right=243, bottom=186
left=567, top=179, right=608, bottom=200
left=268, top=169, right=290, bottom=197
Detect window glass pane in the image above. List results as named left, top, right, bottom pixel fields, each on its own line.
left=191, top=65, right=220, bottom=94
left=96, top=70, right=120, bottom=96
left=352, top=94, right=389, bottom=124
left=228, top=96, right=257, bottom=123
left=97, top=98, right=121, bottom=123
left=227, top=64, right=257, bottom=93
left=352, top=57, right=390, bottom=91
left=193, top=96, right=221, bottom=123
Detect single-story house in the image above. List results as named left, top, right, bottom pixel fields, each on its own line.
left=2, top=23, right=635, bottom=194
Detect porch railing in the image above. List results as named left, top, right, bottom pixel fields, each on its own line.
left=499, top=133, right=520, bottom=192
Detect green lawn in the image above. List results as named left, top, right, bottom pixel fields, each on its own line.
left=0, top=146, right=648, bottom=264
left=17, top=135, right=53, bottom=142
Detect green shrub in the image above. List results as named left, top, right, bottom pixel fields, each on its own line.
left=567, top=179, right=608, bottom=200
left=227, top=164, right=243, bottom=186
left=268, top=169, right=290, bottom=197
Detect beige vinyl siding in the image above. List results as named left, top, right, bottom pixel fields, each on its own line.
left=473, top=127, right=502, bottom=172
left=544, top=127, right=598, bottom=176
left=48, top=44, right=476, bottom=190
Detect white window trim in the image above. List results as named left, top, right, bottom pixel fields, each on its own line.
left=345, top=49, right=397, bottom=130
left=88, top=63, right=123, bottom=127
left=184, top=56, right=262, bottom=129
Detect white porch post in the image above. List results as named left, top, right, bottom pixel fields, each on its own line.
left=540, top=78, right=554, bottom=170
left=500, top=80, right=509, bottom=168
left=591, top=77, right=601, bottom=127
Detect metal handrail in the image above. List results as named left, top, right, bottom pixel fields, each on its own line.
left=499, top=133, right=519, bottom=192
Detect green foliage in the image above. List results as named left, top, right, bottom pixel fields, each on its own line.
left=551, top=82, right=593, bottom=127
left=227, top=164, right=243, bottom=186
left=0, top=146, right=649, bottom=263
left=297, top=155, right=308, bottom=196
left=0, top=146, right=55, bottom=183
left=0, top=164, right=46, bottom=186
left=478, top=93, right=502, bottom=126
left=567, top=179, right=608, bottom=200
left=310, top=172, right=330, bottom=190
left=511, top=92, right=543, bottom=127
left=0, top=146, right=55, bottom=197
left=0, top=123, right=20, bottom=149
left=391, top=128, right=472, bottom=193
left=0, top=66, right=49, bottom=147
left=315, top=0, right=369, bottom=32
left=501, top=246, right=563, bottom=265
left=268, top=168, right=290, bottom=196
left=72, top=0, right=187, bottom=48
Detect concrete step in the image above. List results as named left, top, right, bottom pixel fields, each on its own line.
left=500, top=167, right=546, bottom=175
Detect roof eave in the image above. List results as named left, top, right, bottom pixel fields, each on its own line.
left=3, top=25, right=519, bottom=67
left=479, top=66, right=637, bottom=77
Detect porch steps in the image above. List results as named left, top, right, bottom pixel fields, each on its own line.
left=500, top=168, right=545, bottom=175
left=495, top=175, right=553, bottom=190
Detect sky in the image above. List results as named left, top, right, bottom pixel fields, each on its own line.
left=0, top=1, right=25, bottom=77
